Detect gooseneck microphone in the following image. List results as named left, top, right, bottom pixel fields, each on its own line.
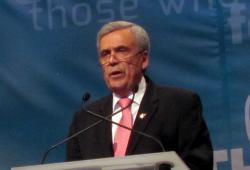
left=41, top=86, right=165, bottom=164
left=41, top=91, right=135, bottom=164
left=82, top=86, right=166, bottom=153
left=83, top=107, right=166, bottom=153
left=82, top=92, right=91, bottom=103
left=40, top=93, right=92, bottom=164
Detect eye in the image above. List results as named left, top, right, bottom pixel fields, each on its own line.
left=117, top=46, right=128, bottom=52
left=100, top=50, right=110, bottom=58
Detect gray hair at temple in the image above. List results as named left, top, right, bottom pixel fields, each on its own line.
left=96, top=21, right=150, bottom=54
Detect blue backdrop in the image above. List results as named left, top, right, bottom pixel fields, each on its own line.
left=1, top=0, right=250, bottom=170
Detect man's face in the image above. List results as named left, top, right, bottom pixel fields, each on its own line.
left=99, top=28, right=149, bottom=97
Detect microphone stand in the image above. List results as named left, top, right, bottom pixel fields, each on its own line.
left=84, top=108, right=166, bottom=153
left=41, top=92, right=135, bottom=164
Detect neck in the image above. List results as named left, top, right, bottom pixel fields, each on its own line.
left=114, top=90, right=131, bottom=98
left=113, top=85, right=139, bottom=98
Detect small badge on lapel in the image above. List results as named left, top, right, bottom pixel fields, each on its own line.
left=139, top=113, right=147, bottom=119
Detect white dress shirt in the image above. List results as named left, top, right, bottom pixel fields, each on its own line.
left=111, top=76, right=147, bottom=143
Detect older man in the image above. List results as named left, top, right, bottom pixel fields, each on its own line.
left=66, top=21, right=213, bottom=170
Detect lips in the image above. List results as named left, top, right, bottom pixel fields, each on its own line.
left=109, top=70, right=124, bottom=78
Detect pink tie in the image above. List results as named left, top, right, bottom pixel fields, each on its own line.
left=114, top=98, right=132, bottom=157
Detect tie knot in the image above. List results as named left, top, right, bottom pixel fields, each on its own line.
left=119, top=98, right=131, bottom=108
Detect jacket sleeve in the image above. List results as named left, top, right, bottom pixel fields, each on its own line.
left=178, top=94, right=213, bottom=170
left=66, top=113, right=82, bottom=161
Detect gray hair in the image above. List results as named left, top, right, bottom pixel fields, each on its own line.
left=96, top=21, right=150, bottom=54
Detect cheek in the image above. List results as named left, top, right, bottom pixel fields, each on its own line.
left=102, top=68, right=109, bottom=80
left=126, top=65, right=139, bottom=79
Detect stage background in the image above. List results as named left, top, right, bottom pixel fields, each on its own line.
left=0, top=0, right=249, bottom=170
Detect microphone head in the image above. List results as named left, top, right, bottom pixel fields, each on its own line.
left=133, top=85, right=139, bottom=93
left=82, top=92, right=91, bottom=104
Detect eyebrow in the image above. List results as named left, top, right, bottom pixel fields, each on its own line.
left=100, top=45, right=130, bottom=54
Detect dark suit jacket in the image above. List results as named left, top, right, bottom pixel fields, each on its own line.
left=66, top=77, right=213, bottom=170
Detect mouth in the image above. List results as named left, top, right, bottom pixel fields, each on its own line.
left=109, top=70, right=124, bottom=79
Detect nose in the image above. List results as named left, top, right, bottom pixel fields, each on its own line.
left=108, top=51, right=118, bottom=64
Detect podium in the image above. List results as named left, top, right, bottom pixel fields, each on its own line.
left=11, top=152, right=190, bottom=170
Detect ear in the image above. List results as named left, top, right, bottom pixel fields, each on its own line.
left=141, top=51, right=149, bottom=70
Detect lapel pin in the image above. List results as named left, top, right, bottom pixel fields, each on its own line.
left=139, top=113, right=147, bottom=119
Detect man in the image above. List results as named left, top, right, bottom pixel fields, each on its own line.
left=66, top=21, right=213, bottom=170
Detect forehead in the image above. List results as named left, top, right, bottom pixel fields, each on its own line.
left=99, top=28, right=137, bottom=50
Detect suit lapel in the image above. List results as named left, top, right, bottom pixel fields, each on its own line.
left=126, top=78, right=159, bottom=155
left=98, top=95, right=114, bottom=156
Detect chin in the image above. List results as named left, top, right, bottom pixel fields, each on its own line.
left=108, top=80, right=125, bottom=89
left=110, top=85, right=125, bottom=91
left=109, top=84, right=128, bottom=95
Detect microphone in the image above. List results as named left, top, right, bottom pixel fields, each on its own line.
left=83, top=108, right=166, bottom=153
left=40, top=91, right=135, bottom=164
left=82, top=86, right=166, bottom=153
left=82, top=92, right=91, bottom=103
left=40, top=92, right=92, bottom=164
